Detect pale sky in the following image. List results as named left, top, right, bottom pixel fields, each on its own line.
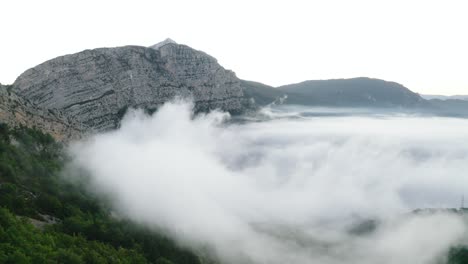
left=1, top=0, right=467, bottom=95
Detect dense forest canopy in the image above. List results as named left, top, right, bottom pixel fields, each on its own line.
left=0, top=124, right=202, bottom=264
left=0, top=123, right=467, bottom=263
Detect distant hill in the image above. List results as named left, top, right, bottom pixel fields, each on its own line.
left=422, top=94, right=468, bottom=101
left=241, top=80, right=285, bottom=106
left=277, top=77, right=427, bottom=108
left=426, top=99, right=468, bottom=117
left=241, top=77, right=468, bottom=117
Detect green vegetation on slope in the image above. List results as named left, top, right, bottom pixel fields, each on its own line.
left=0, top=124, right=201, bottom=264
left=1, top=123, right=468, bottom=264
left=0, top=207, right=146, bottom=263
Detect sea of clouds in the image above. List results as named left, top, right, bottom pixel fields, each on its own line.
left=66, top=100, right=468, bottom=264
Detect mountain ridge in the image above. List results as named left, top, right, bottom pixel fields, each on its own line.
left=3, top=40, right=468, bottom=140
left=276, top=77, right=426, bottom=108
left=422, top=94, right=468, bottom=101
left=12, top=42, right=248, bottom=133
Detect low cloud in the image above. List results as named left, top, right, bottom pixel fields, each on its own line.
left=67, top=101, right=468, bottom=264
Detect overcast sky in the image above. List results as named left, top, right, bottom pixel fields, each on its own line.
left=1, top=0, right=467, bottom=95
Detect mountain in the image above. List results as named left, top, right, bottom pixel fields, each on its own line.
left=241, top=78, right=468, bottom=117
left=240, top=80, right=285, bottom=106
left=13, top=39, right=248, bottom=132
left=277, top=77, right=427, bottom=108
left=422, top=94, right=468, bottom=101
left=4, top=40, right=468, bottom=139
left=0, top=84, right=80, bottom=141
left=426, top=98, right=468, bottom=117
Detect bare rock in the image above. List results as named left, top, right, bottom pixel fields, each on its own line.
left=0, top=84, right=81, bottom=141
left=13, top=40, right=247, bottom=132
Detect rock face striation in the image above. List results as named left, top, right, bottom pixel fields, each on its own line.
left=0, top=84, right=81, bottom=141
left=8, top=39, right=468, bottom=140
left=13, top=39, right=246, bottom=132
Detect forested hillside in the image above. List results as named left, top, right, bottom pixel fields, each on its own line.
left=0, top=124, right=202, bottom=264
left=2, top=124, right=468, bottom=263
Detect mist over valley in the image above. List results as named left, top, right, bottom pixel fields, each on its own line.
left=1, top=29, right=467, bottom=263
left=66, top=100, right=468, bottom=264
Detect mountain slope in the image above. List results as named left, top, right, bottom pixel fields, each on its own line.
left=5, top=39, right=468, bottom=138
left=0, top=124, right=203, bottom=264
left=0, top=84, right=80, bottom=141
left=240, top=80, right=285, bottom=106
left=13, top=40, right=247, bottom=132
left=426, top=99, right=468, bottom=117
left=422, top=94, right=468, bottom=101
left=278, top=77, right=426, bottom=108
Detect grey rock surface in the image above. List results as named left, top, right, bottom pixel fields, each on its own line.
left=0, top=84, right=81, bottom=141
left=13, top=40, right=246, bottom=132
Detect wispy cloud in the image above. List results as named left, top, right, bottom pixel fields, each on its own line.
left=67, top=100, right=468, bottom=263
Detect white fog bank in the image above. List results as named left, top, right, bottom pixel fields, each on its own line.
left=67, top=101, right=468, bottom=264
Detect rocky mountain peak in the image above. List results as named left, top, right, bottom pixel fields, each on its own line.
left=12, top=41, right=248, bottom=133
left=149, top=38, right=178, bottom=50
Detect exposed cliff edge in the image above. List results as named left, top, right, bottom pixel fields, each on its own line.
left=13, top=39, right=247, bottom=132
left=5, top=39, right=468, bottom=140
left=0, top=84, right=81, bottom=141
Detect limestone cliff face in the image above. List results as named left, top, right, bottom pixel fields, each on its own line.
left=0, top=85, right=81, bottom=141
left=13, top=40, right=246, bottom=132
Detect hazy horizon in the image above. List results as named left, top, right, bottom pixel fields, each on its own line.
left=3, top=1, right=468, bottom=263
left=2, top=0, right=468, bottom=95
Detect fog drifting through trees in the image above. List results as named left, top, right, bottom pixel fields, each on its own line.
left=68, top=101, right=468, bottom=264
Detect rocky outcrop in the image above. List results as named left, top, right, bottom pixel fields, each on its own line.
left=0, top=84, right=81, bottom=141
left=13, top=39, right=246, bottom=132
left=12, top=39, right=467, bottom=139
